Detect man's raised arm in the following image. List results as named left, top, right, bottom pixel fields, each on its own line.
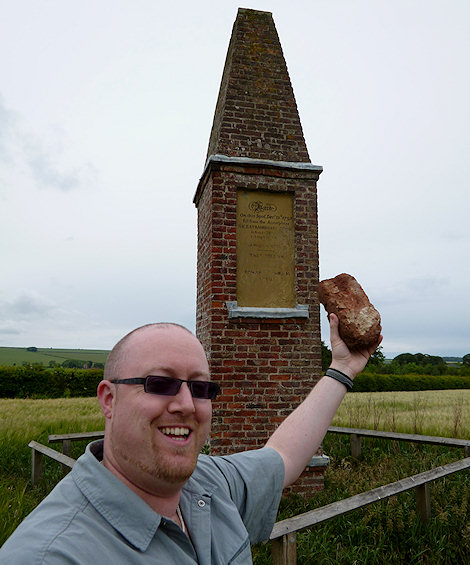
left=265, top=313, right=382, bottom=487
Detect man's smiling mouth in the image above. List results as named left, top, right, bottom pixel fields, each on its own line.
left=159, top=426, right=191, bottom=441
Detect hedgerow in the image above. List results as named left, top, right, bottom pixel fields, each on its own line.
left=0, top=366, right=103, bottom=398
left=1, top=366, right=469, bottom=398
left=353, top=372, right=470, bottom=392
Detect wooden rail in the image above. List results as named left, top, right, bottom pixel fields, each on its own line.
left=48, top=431, right=104, bottom=458
left=328, top=426, right=470, bottom=458
left=271, top=457, right=470, bottom=564
left=28, top=441, right=76, bottom=486
left=28, top=431, right=104, bottom=483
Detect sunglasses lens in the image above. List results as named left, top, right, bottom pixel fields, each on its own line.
left=145, top=376, right=180, bottom=396
left=190, top=381, right=220, bottom=399
left=144, top=376, right=220, bottom=399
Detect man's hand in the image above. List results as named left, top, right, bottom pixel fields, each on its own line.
left=329, top=313, right=383, bottom=379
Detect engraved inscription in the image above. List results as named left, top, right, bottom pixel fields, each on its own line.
left=237, top=190, right=295, bottom=308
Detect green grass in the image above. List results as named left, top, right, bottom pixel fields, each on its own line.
left=253, top=437, right=470, bottom=564
left=332, top=389, right=470, bottom=438
left=0, top=346, right=109, bottom=366
left=1, top=393, right=469, bottom=562
left=0, top=397, right=104, bottom=543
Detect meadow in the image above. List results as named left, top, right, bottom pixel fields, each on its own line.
left=0, top=346, right=109, bottom=367
left=332, top=389, right=470, bottom=438
left=1, top=391, right=469, bottom=563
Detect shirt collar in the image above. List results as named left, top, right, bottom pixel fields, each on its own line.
left=72, top=440, right=162, bottom=551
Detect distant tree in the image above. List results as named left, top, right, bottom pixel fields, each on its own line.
left=61, top=359, right=83, bottom=368
left=321, top=341, right=332, bottom=371
left=367, top=345, right=385, bottom=368
left=394, top=352, right=445, bottom=370
left=463, top=354, right=470, bottom=367
left=394, top=353, right=416, bottom=366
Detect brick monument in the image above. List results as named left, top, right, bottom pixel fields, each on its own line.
left=193, top=8, right=325, bottom=495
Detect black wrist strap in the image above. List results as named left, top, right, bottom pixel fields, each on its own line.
left=325, top=368, right=354, bottom=391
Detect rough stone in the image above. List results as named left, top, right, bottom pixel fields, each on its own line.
left=318, top=273, right=381, bottom=350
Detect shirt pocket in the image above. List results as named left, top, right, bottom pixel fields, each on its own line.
left=228, top=537, right=252, bottom=564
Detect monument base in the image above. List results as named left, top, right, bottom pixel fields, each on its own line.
left=283, top=455, right=330, bottom=498
left=283, top=467, right=326, bottom=497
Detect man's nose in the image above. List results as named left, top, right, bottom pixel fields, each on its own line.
left=167, top=381, right=196, bottom=414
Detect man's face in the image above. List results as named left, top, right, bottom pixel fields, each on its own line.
left=100, top=325, right=212, bottom=494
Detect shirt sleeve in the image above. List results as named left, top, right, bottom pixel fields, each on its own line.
left=208, top=447, right=285, bottom=542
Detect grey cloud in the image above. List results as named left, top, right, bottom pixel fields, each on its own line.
left=441, top=231, right=468, bottom=242
left=376, top=276, right=450, bottom=306
left=3, top=291, right=57, bottom=319
left=22, top=137, right=99, bottom=192
left=404, top=276, right=450, bottom=294
left=0, top=92, right=98, bottom=192
left=0, top=95, right=20, bottom=166
left=0, top=326, right=20, bottom=335
left=23, top=142, right=81, bottom=191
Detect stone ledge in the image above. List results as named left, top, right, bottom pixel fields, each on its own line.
left=307, top=455, right=330, bottom=468
left=205, top=154, right=323, bottom=173
left=226, top=301, right=309, bottom=319
left=194, top=154, right=322, bottom=205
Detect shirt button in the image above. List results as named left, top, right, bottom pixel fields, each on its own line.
left=197, top=500, right=206, bottom=508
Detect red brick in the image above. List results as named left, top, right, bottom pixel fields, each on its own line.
left=195, top=8, right=323, bottom=496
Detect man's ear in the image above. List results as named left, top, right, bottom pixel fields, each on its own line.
left=97, top=380, right=116, bottom=420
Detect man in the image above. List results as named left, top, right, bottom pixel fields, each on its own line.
left=0, top=314, right=380, bottom=564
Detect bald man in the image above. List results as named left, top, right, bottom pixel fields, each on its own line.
left=1, top=316, right=380, bottom=564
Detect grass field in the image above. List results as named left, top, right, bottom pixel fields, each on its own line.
left=0, top=346, right=109, bottom=366
left=332, top=389, right=470, bottom=438
left=1, top=391, right=469, bottom=562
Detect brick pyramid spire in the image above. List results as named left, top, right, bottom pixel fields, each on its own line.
left=206, top=8, right=310, bottom=163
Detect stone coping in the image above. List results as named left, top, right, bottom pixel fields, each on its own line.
left=307, top=455, right=330, bottom=468
left=194, top=154, right=322, bottom=205
left=226, top=301, right=309, bottom=319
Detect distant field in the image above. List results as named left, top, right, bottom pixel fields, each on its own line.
left=0, top=347, right=109, bottom=367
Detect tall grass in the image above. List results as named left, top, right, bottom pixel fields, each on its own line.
left=1, top=393, right=469, bottom=562
left=332, top=389, right=470, bottom=438
left=0, top=397, right=104, bottom=543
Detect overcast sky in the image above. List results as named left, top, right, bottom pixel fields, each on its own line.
left=1, top=0, right=469, bottom=358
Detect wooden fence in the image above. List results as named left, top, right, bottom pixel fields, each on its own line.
left=328, top=425, right=470, bottom=458
left=270, top=427, right=470, bottom=565
left=27, top=427, right=470, bottom=565
left=28, top=431, right=104, bottom=485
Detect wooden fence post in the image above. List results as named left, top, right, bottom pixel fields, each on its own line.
left=350, top=434, right=361, bottom=459
left=62, top=439, right=71, bottom=457
left=272, top=532, right=297, bottom=565
left=61, top=439, right=72, bottom=473
left=415, top=483, right=431, bottom=523
left=31, top=447, right=43, bottom=486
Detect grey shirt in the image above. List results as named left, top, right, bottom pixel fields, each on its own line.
left=0, top=440, right=284, bottom=564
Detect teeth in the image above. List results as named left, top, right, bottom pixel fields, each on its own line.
left=161, top=427, right=190, bottom=438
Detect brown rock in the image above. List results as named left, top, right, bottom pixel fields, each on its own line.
left=318, top=273, right=381, bottom=350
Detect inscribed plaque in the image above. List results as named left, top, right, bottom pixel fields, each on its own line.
left=237, top=190, right=295, bottom=308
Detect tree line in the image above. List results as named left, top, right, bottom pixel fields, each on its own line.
left=321, top=342, right=470, bottom=376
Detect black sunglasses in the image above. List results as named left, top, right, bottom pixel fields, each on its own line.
left=110, top=375, right=220, bottom=400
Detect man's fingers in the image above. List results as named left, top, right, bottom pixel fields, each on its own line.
left=328, top=313, right=343, bottom=346
left=365, top=335, right=383, bottom=357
